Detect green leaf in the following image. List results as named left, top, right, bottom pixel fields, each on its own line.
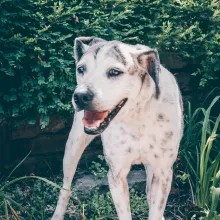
left=0, top=103, right=4, bottom=114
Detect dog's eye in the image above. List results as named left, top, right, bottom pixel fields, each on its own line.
left=108, top=68, right=123, bottom=77
left=77, top=65, right=86, bottom=75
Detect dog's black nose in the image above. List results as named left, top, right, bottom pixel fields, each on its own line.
left=74, top=91, right=94, bottom=108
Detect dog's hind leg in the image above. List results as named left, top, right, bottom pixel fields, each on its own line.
left=146, top=165, right=173, bottom=220
left=52, top=111, right=94, bottom=220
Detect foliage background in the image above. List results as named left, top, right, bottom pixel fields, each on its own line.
left=0, top=1, right=220, bottom=219
left=0, top=0, right=220, bottom=127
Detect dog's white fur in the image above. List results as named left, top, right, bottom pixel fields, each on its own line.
left=52, top=37, right=183, bottom=220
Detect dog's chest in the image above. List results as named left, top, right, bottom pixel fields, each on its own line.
left=101, top=117, right=151, bottom=163
left=101, top=105, right=179, bottom=167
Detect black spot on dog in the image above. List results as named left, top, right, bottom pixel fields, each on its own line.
left=157, top=113, right=170, bottom=124
left=160, top=147, right=167, bottom=153
left=165, top=131, right=173, bottom=139
left=159, top=197, right=165, bottom=209
left=158, top=113, right=164, bottom=120
left=154, top=154, right=159, bottom=158
left=94, top=46, right=101, bottom=59
left=131, top=134, right=137, bottom=141
left=152, top=174, right=159, bottom=185
left=162, top=131, right=174, bottom=145
left=162, top=183, right=167, bottom=195
left=161, top=138, right=167, bottom=145
left=121, top=140, right=126, bottom=145
left=158, top=183, right=167, bottom=209
left=150, top=144, right=154, bottom=149
left=120, top=126, right=127, bottom=135
left=107, top=45, right=127, bottom=65
left=128, top=66, right=138, bottom=75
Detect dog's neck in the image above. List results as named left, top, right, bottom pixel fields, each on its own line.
left=118, top=75, right=157, bottom=123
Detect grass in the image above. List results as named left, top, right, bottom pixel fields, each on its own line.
left=0, top=173, right=149, bottom=219
left=0, top=152, right=65, bottom=220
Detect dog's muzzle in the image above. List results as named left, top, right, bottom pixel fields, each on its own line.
left=73, top=90, right=127, bottom=135
left=83, top=98, right=128, bottom=135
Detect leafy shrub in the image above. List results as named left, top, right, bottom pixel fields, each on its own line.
left=89, top=155, right=108, bottom=179
left=0, top=0, right=220, bottom=126
left=0, top=0, right=80, bottom=127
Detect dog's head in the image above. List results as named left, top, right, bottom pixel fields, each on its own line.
left=73, top=37, right=160, bottom=135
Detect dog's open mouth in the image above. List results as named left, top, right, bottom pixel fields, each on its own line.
left=83, top=98, right=128, bottom=135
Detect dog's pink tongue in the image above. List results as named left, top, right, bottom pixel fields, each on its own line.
left=83, top=111, right=108, bottom=128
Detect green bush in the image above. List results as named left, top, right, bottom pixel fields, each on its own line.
left=0, top=0, right=219, bottom=126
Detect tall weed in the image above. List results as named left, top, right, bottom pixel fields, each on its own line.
left=180, top=96, right=220, bottom=218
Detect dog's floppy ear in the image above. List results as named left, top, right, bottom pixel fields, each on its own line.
left=74, top=37, right=106, bottom=63
left=137, top=49, right=161, bottom=99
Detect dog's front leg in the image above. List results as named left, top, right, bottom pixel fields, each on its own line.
left=147, top=165, right=173, bottom=220
left=52, top=112, right=94, bottom=220
left=108, top=168, right=132, bottom=220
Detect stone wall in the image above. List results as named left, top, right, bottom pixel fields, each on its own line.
left=0, top=52, right=193, bottom=175
left=0, top=115, right=103, bottom=175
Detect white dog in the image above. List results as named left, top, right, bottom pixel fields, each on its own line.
left=52, top=37, right=183, bottom=220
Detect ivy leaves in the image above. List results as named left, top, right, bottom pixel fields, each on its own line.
left=0, top=0, right=219, bottom=128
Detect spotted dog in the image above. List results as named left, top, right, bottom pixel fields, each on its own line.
left=52, top=37, right=183, bottom=220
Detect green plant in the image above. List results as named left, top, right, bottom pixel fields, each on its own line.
left=180, top=96, right=220, bottom=218
left=89, top=155, right=108, bottom=179
left=0, top=152, right=67, bottom=220
left=83, top=187, right=148, bottom=220
left=84, top=189, right=117, bottom=219
left=198, top=97, right=220, bottom=206
left=208, top=171, right=220, bottom=220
